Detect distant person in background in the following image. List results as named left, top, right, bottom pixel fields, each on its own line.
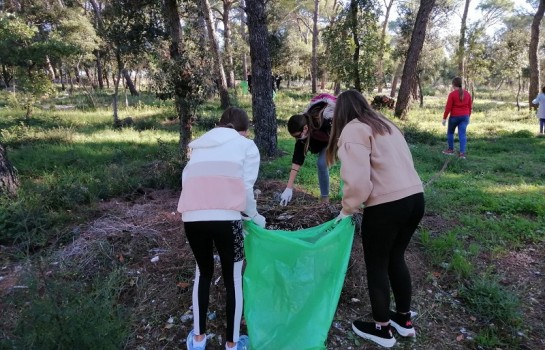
left=275, top=75, right=283, bottom=90
left=327, top=90, right=424, bottom=348
left=441, top=77, right=472, bottom=159
left=279, top=93, right=336, bottom=206
left=247, top=74, right=252, bottom=93
left=177, top=107, right=265, bottom=350
left=532, top=85, right=545, bottom=135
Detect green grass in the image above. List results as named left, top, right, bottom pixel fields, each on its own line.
left=1, top=87, right=544, bottom=348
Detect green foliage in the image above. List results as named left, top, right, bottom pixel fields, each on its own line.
left=0, top=90, right=544, bottom=349
left=4, top=269, right=129, bottom=350
left=460, top=276, right=522, bottom=328
left=0, top=195, right=57, bottom=252
left=322, top=0, right=381, bottom=91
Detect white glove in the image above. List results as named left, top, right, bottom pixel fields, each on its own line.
left=279, top=188, right=293, bottom=206
left=252, top=213, right=266, bottom=228
left=335, top=210, right=351, bottom=224
left=441, top=119, right=446, bottom=126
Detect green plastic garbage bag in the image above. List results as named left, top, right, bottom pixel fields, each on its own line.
left=243, top=218, right=355, bottom=350
left=240, top=80, right=249, bottom=95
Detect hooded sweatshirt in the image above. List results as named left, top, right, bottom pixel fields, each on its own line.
left=337, top=119, right=423, bottom=213
left=177, top=127, right=260, bottom=222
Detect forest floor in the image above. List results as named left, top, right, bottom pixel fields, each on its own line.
left=1, top=180, right=544, bottom=350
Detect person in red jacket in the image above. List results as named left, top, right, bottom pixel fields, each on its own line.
left=442, top=77, right=472, bottom=159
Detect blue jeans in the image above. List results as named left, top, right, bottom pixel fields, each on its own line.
left=540, top=118, right=545, bottom=134
left=317, top=148, right=329, bottom=198
left=447, top=116, right=470, bottom=153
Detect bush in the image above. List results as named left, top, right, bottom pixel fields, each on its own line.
left=0, top=196, right=55, bottom=252
left=460, top=276, right=522, bottom=328
left=3, top=269, right=129, bottom=350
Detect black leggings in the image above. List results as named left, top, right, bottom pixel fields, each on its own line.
left=184, top=220, right=244, bottom=342
left=361, top=193, right=425, bottom=323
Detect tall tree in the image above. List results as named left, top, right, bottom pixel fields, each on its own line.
left=245, top=0, right=277, bottom=156
left=394, top=0, right=436, bottom=119
left=222, top=0, right=236, bottom=88
left=88, top=0, right=105, bottom=90
left=311, top=0, right=319, bottom=93
left=457, top=0, right=471, bottom=80
left=0, top=143, right=19, bottom=197
left=377, top=0, right=395, bottom=92
left=529, top=0, right=545, bottom=109
left=323, top=0, right=380, bottom=92
left=162, top=0, right=213, bottom=164
left=200, top=0, right=230, bottom=109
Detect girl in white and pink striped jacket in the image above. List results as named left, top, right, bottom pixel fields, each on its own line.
left=177, top=107, right=264, bottom=350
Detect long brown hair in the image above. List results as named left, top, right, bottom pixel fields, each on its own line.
left=326, top=90, right=393, bottom=166
left=452, top=77, right=464, bottom=101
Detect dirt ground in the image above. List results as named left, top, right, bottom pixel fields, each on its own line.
left=1, top=180, right=544, bottom=349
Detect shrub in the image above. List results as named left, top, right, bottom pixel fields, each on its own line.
left=3, top=269, right=129, bottom=350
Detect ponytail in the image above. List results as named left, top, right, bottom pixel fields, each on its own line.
left=452, top=77, right=464, bottom=101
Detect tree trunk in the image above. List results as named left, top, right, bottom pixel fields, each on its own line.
left=1, top=64, right=12, bottom=88
left=164, top=0, right=194, bottom=165
left=122, top=68, right=139, bottom=96
left=200, top=0, right=230, bottom=109
left=377, top=0, right=394, bottom=93
left=416, top=71, right=423, bottom=107
left=246, top=0, right=277, bottom=156
left=74, top=66, right=80, bottom=83
left=350, top=0, right=361, bottom=92
left=223, top=0, right=235, bottom=88
left=457, top=0, right=471, bottom=80
left=95, top=50, right=104, bottom=89
left=46, top=55, right=56, bottom=79
left=394, top=0, right=436, bottom=120
left=240, top=0, right=249, bottom=80
left=0, top=143, right=19, bottom=197
left=390, top=61, right=403, bottom=97
left=113, top=50, right=122, bottom=125
left=529, top=0, right=545, bottom=109
left=516, top=71, right=521, bottom=111
left=311, top=0, right=319, bottom=94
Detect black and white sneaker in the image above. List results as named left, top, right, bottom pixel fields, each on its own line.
left=390, top=310, right=416, bottom=337
left=352, top=320, right=396, bottom=348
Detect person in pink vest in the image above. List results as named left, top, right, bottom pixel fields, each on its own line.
left=177, top=107, right=265, bottom=350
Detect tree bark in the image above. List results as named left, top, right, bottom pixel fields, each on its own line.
left=113, top=50, right=122, bottom=125
left=0, top=143, right=19, bottom=197
left=240, top=0, right=249, bottom=80
left=95, top=50, right=104, bottom=89
left=223, top=0, right=236, bottom=88
left=377, top=0, right=394, bottom=93
left=529, top=0, right=545, bottom=109
left=311, top=0, right=319, bottom=93
left=164, top=0, right=194, bottom=165
left=457, top=0, right=470, bottom=80
left=200, top=0, right=230, bottom=109
left=122, top=68, right=139, bottom=96
left=350, top=0, right=361, bottom=92
left=246, top=0, right=277, bottom=156
left=1, top=64, right=12, bottom=88
left=390, top=61, right=403, bottom=97
left=394, top=0, right=436, bottom=119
